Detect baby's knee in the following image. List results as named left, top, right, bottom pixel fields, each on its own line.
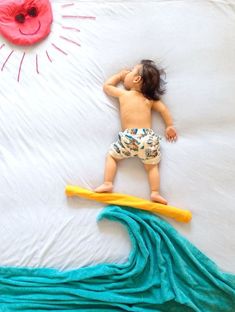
left=144, top=163, right=157, bottom=171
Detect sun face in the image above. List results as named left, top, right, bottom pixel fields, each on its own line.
left=0, top=1, right=96, bottom=82
left=0, top=0, right=53, bottom=45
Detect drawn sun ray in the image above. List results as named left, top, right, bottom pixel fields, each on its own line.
left=62, top=15, right=96, bottom=20
left=59, top=36, right=81, bottom=47
left=17, top=52, right=25, bottom=82
left=51, top=43, right=68, bottom=56
left=61, top=3, right=75, bottom=9
left=62, top=26, right=80, bottom=32
left=0, top=0, right=96, bottom=82
left=36, top=54, right=39, bottom=74
left=1, top=50, right=14, bottom=71
left=46, top=50, right=52, bottom=63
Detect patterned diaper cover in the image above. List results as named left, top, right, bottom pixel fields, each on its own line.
left=109, top=128, right=161, bottom=165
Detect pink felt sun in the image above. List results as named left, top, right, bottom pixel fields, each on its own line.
left=0, top=0, right=53, bottom=46
left=0, top=1, right=96, bottom=82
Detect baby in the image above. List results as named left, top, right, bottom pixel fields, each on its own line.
left=95, top=60, right=177, bottom=204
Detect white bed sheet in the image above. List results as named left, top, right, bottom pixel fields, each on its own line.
left=0, top=0, right=234, bottom=273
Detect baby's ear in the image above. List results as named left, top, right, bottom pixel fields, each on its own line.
left=133, top=75, right=142, bottom=83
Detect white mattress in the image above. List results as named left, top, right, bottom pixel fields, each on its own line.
left=0, top=0, right=234, bottom=273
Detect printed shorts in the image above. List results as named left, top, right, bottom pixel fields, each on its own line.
left=109, top=128, right=161, bottom=165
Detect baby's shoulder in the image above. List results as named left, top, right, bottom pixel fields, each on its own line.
left=142, top=96, right=153, bottom=107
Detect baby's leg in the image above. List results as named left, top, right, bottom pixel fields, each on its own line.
left=95, top=154, right=118, bottom=193
left=144, top=164, right=168, bottom=205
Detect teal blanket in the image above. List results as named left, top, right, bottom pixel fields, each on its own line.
left=1, top=206, right=235, bottom=311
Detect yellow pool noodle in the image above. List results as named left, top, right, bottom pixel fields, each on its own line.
left=65, top=185, right=192, bottom=223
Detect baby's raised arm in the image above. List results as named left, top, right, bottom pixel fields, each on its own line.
left=152, top=100, right=177, bottom=142
left=103, top=70, right=129, bottom=98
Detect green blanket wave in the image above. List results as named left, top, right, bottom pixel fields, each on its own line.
left=0, top=206, right=235, bottom=311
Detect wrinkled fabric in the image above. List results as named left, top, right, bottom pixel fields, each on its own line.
left=0, top=0, right=235, bottom=274
left=0, top=206, right=234, bottom=311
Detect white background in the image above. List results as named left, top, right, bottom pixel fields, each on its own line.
left=0, top=0, right=234, bottom=272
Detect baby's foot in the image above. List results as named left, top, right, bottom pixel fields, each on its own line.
left=151, top=191, right=168, bottom=205
left=95, top=182, right=113, bottom=193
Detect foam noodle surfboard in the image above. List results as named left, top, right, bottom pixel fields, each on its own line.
left=65, top=185, right=192, bottom=223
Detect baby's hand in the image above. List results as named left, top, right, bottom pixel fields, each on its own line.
left=119, top=69, right=130, bottom=80
left=165, top=126, right=177, bottom=142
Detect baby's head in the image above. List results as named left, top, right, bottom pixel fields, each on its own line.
left=124, top=59, right=166, bottom=101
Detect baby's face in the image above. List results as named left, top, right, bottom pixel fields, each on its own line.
left=124, top=64, right=142, bottom=90
left=0, top=0, right=53, bottom=46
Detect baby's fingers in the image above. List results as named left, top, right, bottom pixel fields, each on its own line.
left=172, top=133, right=178, bottom=141
left=167, top=134, right=177, bottom=142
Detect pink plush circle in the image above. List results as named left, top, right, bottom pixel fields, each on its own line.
left=0, top=0, right=53, bottom=46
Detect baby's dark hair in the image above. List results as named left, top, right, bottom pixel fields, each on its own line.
left=140, top=59, right=166, bottom=101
